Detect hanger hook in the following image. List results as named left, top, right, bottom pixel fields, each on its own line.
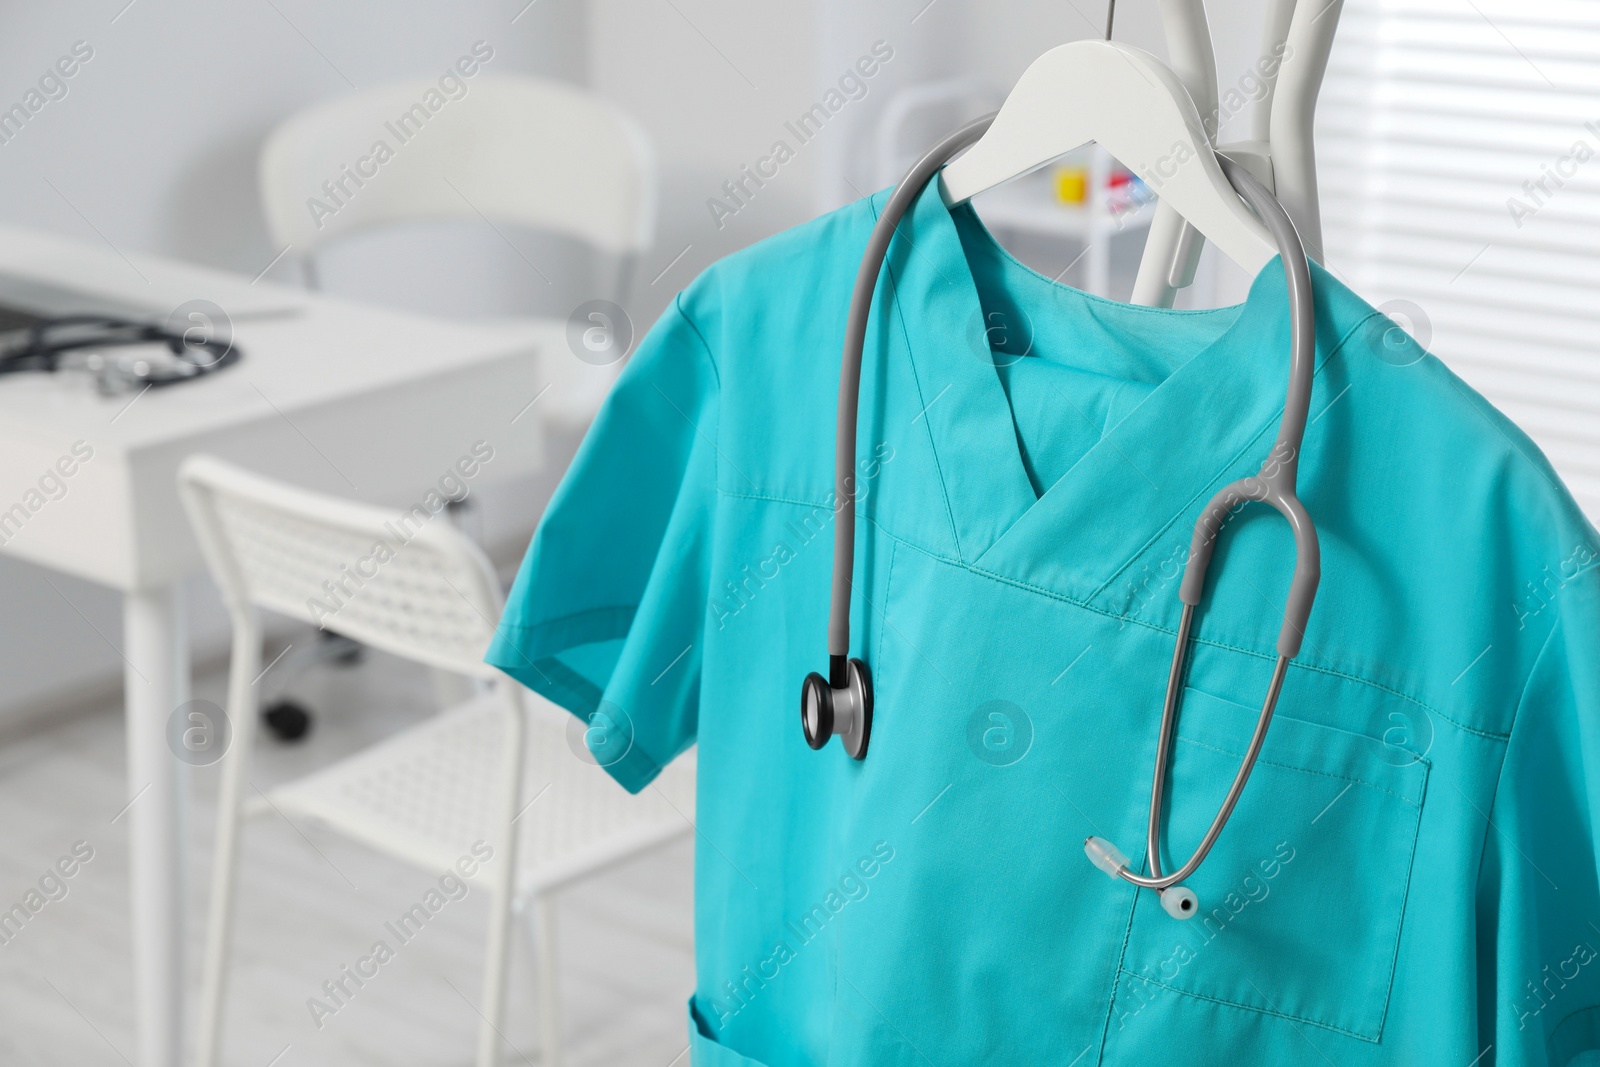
left=1104, top=0, right=1117, bottom=41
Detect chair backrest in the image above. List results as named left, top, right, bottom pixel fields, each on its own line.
left=179, top=455, right=506, bottom=680
left=260, top=74, right=656, bottom=258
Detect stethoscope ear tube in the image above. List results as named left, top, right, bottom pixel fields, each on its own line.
left=801, top=114, right=997, bottom=761
left=826, top=114, right=998, bottom=661
left=1090, top=155, right=1321, bottom=916
left=1178, top=158, right=1321, bottom=659
left=803, top=120, right=1322, bottom=925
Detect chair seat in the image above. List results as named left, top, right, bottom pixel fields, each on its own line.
left=254, top=690, right=695, bottom=897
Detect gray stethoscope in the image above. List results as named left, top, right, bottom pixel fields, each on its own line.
left=800, top=115, right=1320, bottom=920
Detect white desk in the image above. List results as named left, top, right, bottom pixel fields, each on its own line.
left=0, top=226, right=581, bottom=1067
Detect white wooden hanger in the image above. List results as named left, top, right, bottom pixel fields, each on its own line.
left=938, top=39, right=1277, bottom=278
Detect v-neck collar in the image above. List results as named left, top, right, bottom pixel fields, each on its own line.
left=875, top=181, right=1308, bottom=608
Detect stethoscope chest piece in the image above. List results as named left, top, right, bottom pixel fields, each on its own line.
left=801, top=657, right=873, bottom=760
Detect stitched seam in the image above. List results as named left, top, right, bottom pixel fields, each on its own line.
left=718, top=484, right=1510, bottom=743
left=957, top=201, right=1248, bottom=322
left=674, top=293, right=723, bottom=389
left=873, top=193, right=966, bottom=563
left=934, top=524, right=1501, bottom=740
left=962, top=556, right=1510, bottom=741
left=877, top=540, right=896, bottom=670
left=1097, top=880, right=1142, bottom=1063
left=492, top=603, right=636, bottom=635
left=719, top=488, right=843, bottom=510
left=1113, top=755, right=1428, bottom=1043
left=672, top=294, right=727, bottom=542
left=717, top=491, right=965, bottom=580
left=1370, top=756, right=1430, bottom=1042
left=1087, top=416, right=1277, bottom=604
left=1174, top=735, right=1426, bottom=806
left=1496, top=616, right=1560, bottom=796
left=1089, top=308, right=1386, bottom=603
left=1115, top=968, right=1381, bottom=1043
left=1471, top=617, right=1562, bottom=917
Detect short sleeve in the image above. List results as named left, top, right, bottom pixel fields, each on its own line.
left=487, top=295, right=718, bottom=793
left=1478, top=574, right=1600, bottom=1064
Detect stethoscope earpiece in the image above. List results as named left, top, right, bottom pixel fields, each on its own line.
left=1160, top=885, right=1199, bottom=920
left=799, top=657, right=872, bottom=760
left=1086, top=837, right=1200, bottom=920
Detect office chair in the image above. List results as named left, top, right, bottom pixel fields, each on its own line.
left=254, top=74, right=657, bottom=738
left=180, top=455, right=693, bottom=1067
left=259, top=73, right=656, bottom=306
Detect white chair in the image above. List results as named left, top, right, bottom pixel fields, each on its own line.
left=259, top=74, right=657, bottom=305
left=180, top=455, right=693, bottom=1067
left=256, top=75, right=656, bottom=719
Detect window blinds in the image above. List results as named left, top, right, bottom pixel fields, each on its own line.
left=1315, top=0, right=1600, bottom=512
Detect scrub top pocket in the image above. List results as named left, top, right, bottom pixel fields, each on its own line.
left=1115, top=684, right=1429, bottom=1043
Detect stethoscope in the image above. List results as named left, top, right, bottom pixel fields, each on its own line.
left=800, top=115, right=1320, bottom=921
left=0, top=314, right=241, bottom=394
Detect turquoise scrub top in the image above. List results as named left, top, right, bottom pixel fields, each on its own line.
left=487, top=180, right=1600, bottom=1066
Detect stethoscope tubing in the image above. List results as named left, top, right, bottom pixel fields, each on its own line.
left=1114, top=158, right=1320, bottom=896
left=817, top=115, right=1321, bottom=915
left=828, top=115, right=998, bottom=683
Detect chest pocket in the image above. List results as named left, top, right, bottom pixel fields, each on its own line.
left=1116, top=684, right=1429, bottom=1042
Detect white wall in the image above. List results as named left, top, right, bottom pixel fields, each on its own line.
left=0, top=0, right=1294, bottom=725
left=0, top=0, right=587, bottom=724
left=585, top=0, right=1205, bottom=327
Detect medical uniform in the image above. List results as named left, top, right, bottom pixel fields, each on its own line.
left=488, top=181, right=1600, bottom=1066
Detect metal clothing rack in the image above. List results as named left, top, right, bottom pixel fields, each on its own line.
left=1131, top=0, right=1346, bottom=307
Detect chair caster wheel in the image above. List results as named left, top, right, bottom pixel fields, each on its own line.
left=263, top=701, right=313, bottom=742
left=318, top=630, right=363, bottom=666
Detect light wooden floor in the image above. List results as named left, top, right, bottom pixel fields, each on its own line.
left=0, top=634, right=695, bottom=1066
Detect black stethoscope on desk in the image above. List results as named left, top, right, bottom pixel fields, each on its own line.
left=800, top=115, right=1321, bottom=920
left=0, top=313, right=241, bottom=394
